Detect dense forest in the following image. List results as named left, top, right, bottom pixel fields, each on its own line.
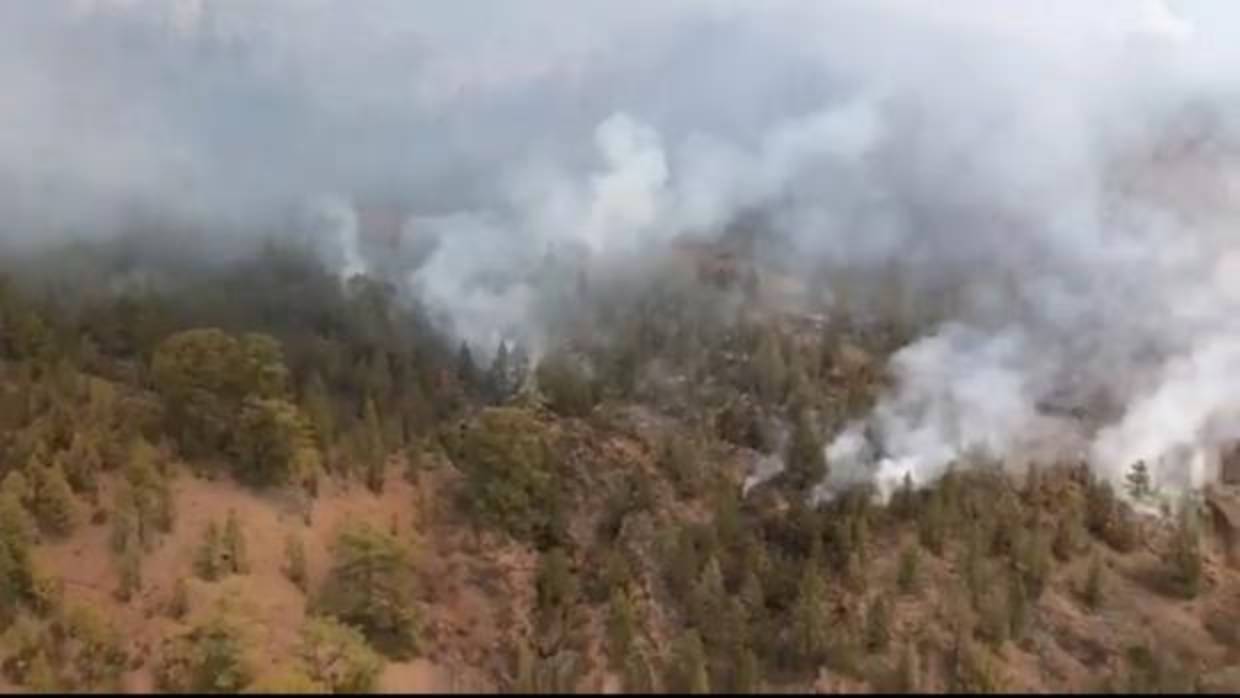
left=0, top=234, right=1231, bottom=693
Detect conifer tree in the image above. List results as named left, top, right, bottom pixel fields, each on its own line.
left=114, top=546, right=141, bottom=603
left=362, top=397, right=386, bottom=493
left=1126, top=461, right=1153, bottom=501
left=488, top=340, right=511, bottom=404
left=1084, top=552, right=1104, bottom=611
left=167, top=577, right=189, bottom=619
left=898, top=542, right=921, bottom=595
left=31, top=461, right=75, bottom=536
left=866, top=594, right=891, bottom=652
left=791, top=566, right=830, bottom=669
left=1171, top=500, right=1202, bottom=599
left=666, top=629, right=710, bottom=694
left=285, top=534, right=308, bottom=592
left=785, top=410, right=826, bottom=493
left=456, top=342, right=478, bottom=393
left=752, top=329, right=787, bottom=404
left=194, top=521, right=224, bottom=582
left=223, top=510, right=249, bottom=575
left=606, top=588, right=636, bottom=671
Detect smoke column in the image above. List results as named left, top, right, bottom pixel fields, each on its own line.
left=5, top=1, right=1240, bottom=493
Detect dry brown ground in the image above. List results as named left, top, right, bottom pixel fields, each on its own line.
left=32, top=456, right=540, bottom=694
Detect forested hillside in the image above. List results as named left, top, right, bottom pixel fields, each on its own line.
left=0, top=237, right=1233, bottom=693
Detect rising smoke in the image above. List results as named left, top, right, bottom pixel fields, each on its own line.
left=4, top=1, right=1240, bottom=495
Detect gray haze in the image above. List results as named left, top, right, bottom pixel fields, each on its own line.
left=5, top=1, right=1240, bottom=496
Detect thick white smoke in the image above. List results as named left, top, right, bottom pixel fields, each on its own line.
left=7, top=1, right=1240, bottom=496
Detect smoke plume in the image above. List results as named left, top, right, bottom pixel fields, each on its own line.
left=5, top=1, right=1240, bottom=494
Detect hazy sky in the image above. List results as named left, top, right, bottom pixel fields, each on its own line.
left=7, top=1, right=1240, bottom=495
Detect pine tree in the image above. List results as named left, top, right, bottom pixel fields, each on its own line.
left=0, top=490, right=35, bottom=609
left=791, top=566, right=830, bottom=669
left=1052, top=508, right=1085, bottom=562
left=866, top=594, right=891, bottom=652
left=752, top=329, right=787, bottom=403
left=733, top=647, right=759, bottom=694
left=362, top=397, right=386, bottom=494
left=26, top=651, right=58, bottom=693
left=621, top=641, right=655, bottom=694
left=977, top=590, right=1009, bottom=649
left=315, top=523, right=419, bottom=658
left=488, top=340, right=511, bottom=404
left=297, top=616, right=385, bottom=693
left=1015, top=529, right=1051, bottom=601
left=285, top=534, right=308, bottom=592
left=509, top=341, right=530, bottom=396
left=1171, top=501, right=1202, bottom=599
left=1083, top=552, right=1104, bottom=611
left=898, top=542, right=921, bottom=595
left=891, top=472, right=917, bottom=520
left=606, top=588, right=636, bottom=671
left=114, top=546, right=141, bottom=603
left=1, top=471, right=30, bottom=506
left=963, top=525, right=986, bottom=610
left=666, top=629, right=710, bottom=694
left=302, top=371, right=336, bottom=450
left=62, top=433, right=101, bottom=497
left=1126, top=461, right=1153, bottom=501
left=785, top=410, right=826, bottom=493
left=109, top=492, right=136, bottom=556
left=31, top=461, right=75, bottom=536
left=690, top=556, right=726, bottom=644
left=223, top=511, right=249, bottom=575
left=536, top=547, right=576, bottom=614
left=1007, top=573, right=1030, bottom=642
left=739, top=568, right=765, bottom=619
left=167, top=577, right=189, bottom=619
left=456, top=342, right=478, bottom=394
left=895, top=642, right=919, bottom=694
left=193, top=521, right=224, bottom=581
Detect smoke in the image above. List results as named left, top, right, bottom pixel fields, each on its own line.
left=5, top=1, right=1240, bottom=492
